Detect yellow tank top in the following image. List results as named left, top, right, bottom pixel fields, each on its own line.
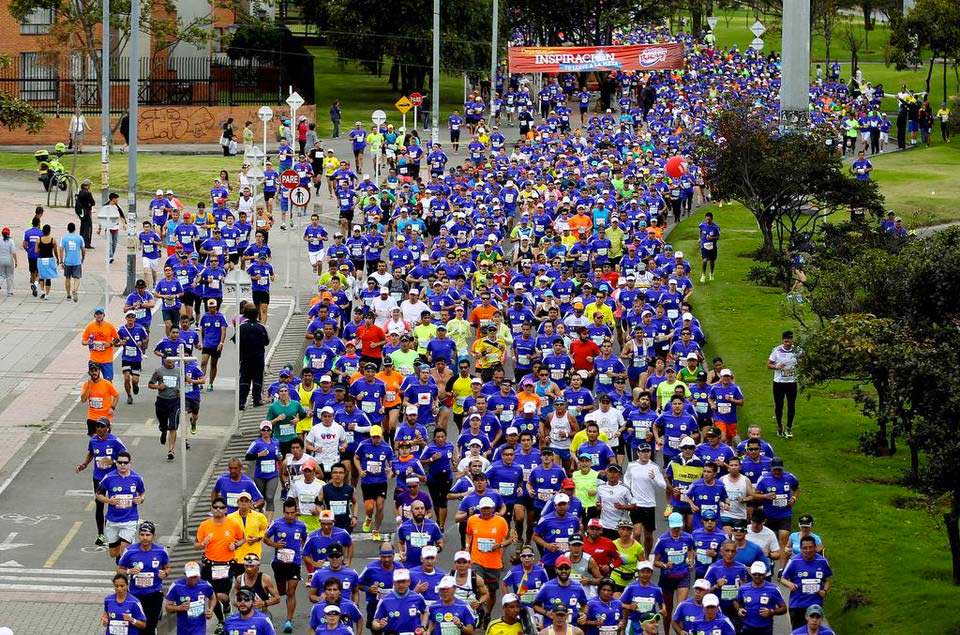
left=452, top=376, right=474, bottom=415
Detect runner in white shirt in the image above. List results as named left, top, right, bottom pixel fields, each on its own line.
left=595, top=464, right=633, bottom=532
left=305, top=407, right=348, bottom=479
left=287, top=460, right=325, bottom=531
left=719, top=456, right=754, bottom=527
left=585, top=395, right=625, bottom=455
left=371, top=287, right=400, bottom=325
left=399, top=289, right=430, bottom=324
left=745, top=511, right=781, bottom=565
left=767, top=330, right=799, bottom=438
left=622, top=443, right=666, bottom=555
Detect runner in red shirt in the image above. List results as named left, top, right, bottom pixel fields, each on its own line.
left=356, top=312, right=386, bottom=367
left=570, top=327, right=601, bottom=388
left=582, top=518, right=623, bottom=577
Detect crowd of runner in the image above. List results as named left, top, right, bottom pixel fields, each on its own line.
left=69, top=21, right=852, bottom=635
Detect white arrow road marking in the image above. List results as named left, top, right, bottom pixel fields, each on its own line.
left=0, top=533, right=31, bottom=552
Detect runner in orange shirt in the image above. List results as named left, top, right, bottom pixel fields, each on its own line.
left=568, top=208, right=593, bottom=235
left=81, top=362, right=120, bottom=435
left=469, top=291, right=499, bottom=337
left=375, top=358, right=404, bottom=436
left=82, top=307, right=121, bottom=381
left=465, top=497, right=513, bottom=616
left=194, top=497, right=246, bottom=629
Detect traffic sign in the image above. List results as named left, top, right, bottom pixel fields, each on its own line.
left=279, top=169, right=300, bottom=190
left=290, top=186, right=311, bottom=208
left=750, top=20, right=766, bottom=37
left=286, top=91, right=305, bottom=111
left=372, top=109, right=387, bottom=125
left=257, top=106, right=274, bottom=122
left=750, top=37, right=765, bottom=51
left=707, top=16, right=718, bottom=29
left=395, top=96, right=413, bottom=114
left=409, top=92, right=424, bottom=107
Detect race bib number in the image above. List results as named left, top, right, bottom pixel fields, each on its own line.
left=417, top=392, right=431, bottom=406
left=187, top=600, right=205, bottom=617
left=108, top=620, right=129, bottom=635
left=260, top=460, right=276, bottom=474
left=277, top=548, right=295, bottom=563
left=410, top=532, right=430, bottom=548
left=721, top=584, right=738, bottom=600
left=96, top=456, right=114, bottom=469
left=668, top=437, right=680, bottom=449
left=226, top=492, right=240, bottom=508
left=717, top=402, right=732, bottom=415
left=551, top=369, right=564, bottom=380
left=134, top=572, right=154, bottom=588
left=362, top=401, right=376, bottom=413
left=773, top=494, right=788, bottom=507
left=114, top=494, right=133, bottom=509
left=498, top=482, right=514, bottom=497
left=478, top=537, right=496, bottom=553
left=366, top=461, right=382, bottom=474
left=330, top=500, right=348, bottom=515
left=702, top=242, right=714, bottom=250
left=801, top=579, right=820, bottom=594
left=386, top=391, right=397, bottom=402
left=635, top=597, right=654, bottom=613
left=211, top=565, right=230, bottom=580
left=279, top=424, right=295, bottom=437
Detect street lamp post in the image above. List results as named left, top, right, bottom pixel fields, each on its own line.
left=126, top=0, right=139, bottom=295
left=224, top=269, right=251, bottom=433
left=489, top=0, right=499, bottom=128
left=431, top=0, right=440, bottom=146
left=170, top=345, right=197, bottom=543
left=100, top=0, right=110, bottom=210
left=258, top=106, right=273, bottom=164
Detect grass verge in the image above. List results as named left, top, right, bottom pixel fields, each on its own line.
left=669, top=203, right=959, bottom=633
left=869, top=143, right=960, bottom=227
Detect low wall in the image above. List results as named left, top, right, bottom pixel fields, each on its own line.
left=0, top=104, right=316, bottom=146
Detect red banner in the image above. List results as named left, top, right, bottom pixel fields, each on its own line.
left=507, top=43, right=684, bottom=74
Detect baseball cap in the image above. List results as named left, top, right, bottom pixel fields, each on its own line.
left=319, top=509, right=335, bottom=522
left=702, top=593, right=720, bottom=608
left=422, top=545, right=438, bottom=559
left=327, top=544, right=343, bottom=558
left=806, top=605, right=824, bottom=618
left=478, top=496, right=495, bottom=509
left=405, top=405, right=419, bottom=415
left=184, top=561, right=201, bottom=577
left=561, top=478, right=575, bottom=489
left=641, top=613, right=662, bottom=625
left=405, top=476, right=420, bottom=485
left=720, top=368, right=733, bottom=377
left=259, top=420, right=272, bottom=430
left=770, top=457, right=785, bottom=468
left=587, top=518, right=603, bottom=529
left=555, top=555, right=572, bottom=568
left=324, top=605, right=341, bottom=615
left=668, top=512, right=683, bottom=528
left=750, top=561, right=767, bottom=575
left=679, top=436, right=696, bottom=448
left=798, top=514, right=814, bottom=527
left=701, top=509, right=717, bottom=520
left=569, top=534, right=584, bottom=545
left=454, top=550, right=471, bottom=562
left=370, top=425, right=383, bottom=437
left=236, top=589, right=254, bottom=601
left=693, top=578, right=711, bottom=591
left=637, top=559, right=654, bottom=571
left=236, top=491, right=252, bottom=501
left=502, top=593, right=520, bottom=606
left=243, top=553, right=261, bottom=565
left=393, top=569, right=410, bottom=582
left=438, top=576, right=457, bottom=589
left=553, top=493, right=570, bottom=504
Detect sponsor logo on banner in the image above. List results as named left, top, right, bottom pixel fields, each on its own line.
left=638, top=47, right=669, bottom=67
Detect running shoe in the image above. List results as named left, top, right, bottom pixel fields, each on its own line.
left=96, top=534, right=105, bottom=546
left=127, top=395, right=133, bottom=405
left=283, top=620, right=293, bottom=633
left=699, top=274, right=705, bottom=283
left=362, top=518, right=372, bottom=533
left=160, top=431, right=167, bottom=445
left=133, top=383, right=139, bottom=395
left=167, top=451, right=175, bottom=461
left=191, top=421, right=197, bottom=434
left=31, top=283, right=37, bottom=297
left=73, top=294, right=78, bottom=303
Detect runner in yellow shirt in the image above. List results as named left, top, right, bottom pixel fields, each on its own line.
left=227, top=493, right=269, bottom=560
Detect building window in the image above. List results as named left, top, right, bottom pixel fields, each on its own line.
left=20, top=8, right=55, bottom=35
left=20, top=52, right=58, bottom=102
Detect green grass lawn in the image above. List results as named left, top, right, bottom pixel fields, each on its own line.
left=670, top=204, right=960, bottom=633
left=309, top=47, right=467, bottom=138
left=0, top=153, right=245, bottom=203
left=870, top=143, right=960, bottom=227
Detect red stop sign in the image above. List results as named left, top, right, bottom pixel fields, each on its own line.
left=279, top=169, right=300, bottom=190
left=409, top=92, right=424, bottom=107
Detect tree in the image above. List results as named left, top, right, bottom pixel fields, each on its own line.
left=0, top=57, right=44, bottom=133
left=696, top=106, right=885, bottom=283
left=798, top=227, right=960, bottom=583
left=888, top=0, right=960, bottom=97
left=7, top=0, right=239, bottom=89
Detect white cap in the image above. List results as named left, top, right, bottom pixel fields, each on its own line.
left=405, top=405, right=419, bottom=415
left=702, top=593, right=720, bottom=608
left=502, top=593, right=520, bottom=606
left=680, top=436, right=697, bottom=448
left=324, top=605, right=342, bottom=615
left=720, top=368, right=733, bottom=377
left=409, top=288, right=420, bottom=295
left=405, top=476, right=420, bottom=485
left=637, top=559, right=654, bottom=570
left=379, top=287, right=390, bottom=294
left=478, top=496, right=495, bottom=509
left=577, top=369, right=589, bottom=379
left=454, top=550, right=471, bottom=562
left=156, top=189, right=164, bottom=195
left=438, top=575, right=457, bottom=589
left=393, top=569, right=411, bottom=582
left=686, top=352, right=699, bottom=360
left=184, top=562, right=201, bottom=577
left=668, top=278, right=678, bottom=285
left=750, top=561, right=767, bottom=575
left=505, top=426, right=519, bottom=435
left=693, top=578, right=711, bottom=591
left=553, top=493, right=570, bottom=504
left=320, top=406, right=335, bottom=415
left=319, top=375, right=332, bottom=383
left=514, top=282, right=524, bottom=289
left=675, top=251, right=684, bottom=258
left=682, top=312, right=694, bottom=320
left=488, top=233, right=498, bottom=242
left=422, top=545, right=439, bottom=559
left=467, top=438, right=483, bottom=447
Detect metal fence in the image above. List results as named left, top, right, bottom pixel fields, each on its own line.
left=0, top=54, right=315, bottom=115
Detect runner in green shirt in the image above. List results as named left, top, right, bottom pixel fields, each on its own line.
left=267, top=387, right=307, bottom=450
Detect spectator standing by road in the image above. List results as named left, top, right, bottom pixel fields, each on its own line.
left=0, top=226, right=17, bottom=295
left=330, top=101, right=342, bottom=138
left=69, top=112, right=89, bottom=151
left=75, top=178, right=96, bottom=250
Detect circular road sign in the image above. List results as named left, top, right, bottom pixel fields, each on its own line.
left=290, top=186, right=311, bottom=208
left=372, top=109, right=387, bottom=125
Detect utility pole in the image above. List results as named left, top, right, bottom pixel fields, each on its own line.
left=780, top=0, right=811, bottom=133
left=126, top=0, right=140, bottom=294
left=100, top=0, right=110, bottom=209
left=431, top=0, right=440, bottom=146
left=488, top=0, right=499, bottom=128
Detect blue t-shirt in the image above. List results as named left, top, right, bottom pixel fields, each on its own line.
left=165, top=577, right=215, bottom=634
left=704, top=560, right=749, bottom=610
left=103, top=593, right=147, bottom=635
left=373, top=590, right=427, bottom=633
left=427, top=599, right=476, bottom=632
left=533, top=513, right=580, bottom=567
left=198, top=312, right=229, bottom=349
left=98, top=471, right=146, bottom=523
left=756, top=471, right=800, bottom=520
left=737, top=582, right=785, bottom=630
left=620, top=581, right=664, bottom=625
left=214, top=474, right=264, bottom=513
left=533, top=579, right=588, bottom=625
left=223, top=610, right=275, bottom=635
left=310, top=564, right=361, bottom=596
left=266, top=517, right=308, bottom=565
left=354, top=440, right=394, bottom=484
left=60, top=233, right=85, bottom=266
left=782, top=554, right=833, bottom=609
left=87, top=434, right=127, bottom=482
left=653, top=530, right=694, bottom=581
left=303, top=527, right=354, bottom=564
left=118, top=543, right=170, bottom=596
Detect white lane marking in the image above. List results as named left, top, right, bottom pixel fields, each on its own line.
left=0, top=583, right=107, bottom=593
left=0, top=533, right=31, bottom=551
left=0, top=566, right=115, bottom=576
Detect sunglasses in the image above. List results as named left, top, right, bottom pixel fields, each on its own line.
left=212, top=505, right=227, bottom=510
left=115, top=461, right=130, bottom=465
left=520, top=554, right=535, bottom=558
left=556, top=566, right=571, bottom=571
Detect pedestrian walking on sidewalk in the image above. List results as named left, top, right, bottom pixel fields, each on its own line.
left=330, top=100, right=342, bottom=138
left=239, top=305, right=270, bottom=410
